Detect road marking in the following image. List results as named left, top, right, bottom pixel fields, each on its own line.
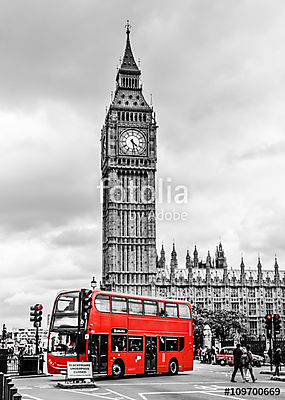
left=61, top=388, right=137, bottom=400
left=22, top=395, right=45, bottom=400
left=61, top=388, right=117, bottom=399
left=107, top=388, right=138, bottom=400
left=139, top=391, right=202, bottom=400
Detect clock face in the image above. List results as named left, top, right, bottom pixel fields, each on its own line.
left=119, top=129, right=147, bottom=156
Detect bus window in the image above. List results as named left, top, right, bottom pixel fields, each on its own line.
left=165, top=303, right=178, bottom=318
left=166, top=337, right=178, bottom=352
left=179, top=337, right=185, bottom=352
left=158, top=301, right=165, bottom=317
left=52, top=315, right=78, bottom=329
left=111, top=296, right=127, bottom=314
left=178, top=304, right=191, bottom=319
left=144, top=300, right=157, bottom=316
left=128, top=336, right=143, bottom=352
left=56, top=292, right=79, bottom=313
left=95, top=294, right=110, bottom=313
left=111, top=335, right=127, bottom=352
left=159, top=336, right=165, bottom=352
left=128, top=298, right=143, bottom=315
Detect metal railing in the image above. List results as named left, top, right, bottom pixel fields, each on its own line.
left=0, top=373, right=22, bottom=399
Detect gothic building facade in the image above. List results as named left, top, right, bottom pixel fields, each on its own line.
left=100, top=25, right=284, bottom=338
left=155, top=242, right=285, bottom=338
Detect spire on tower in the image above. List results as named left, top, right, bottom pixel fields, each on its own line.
left=119, top=20, right=140, bottom=73
left=125, top=19, right=131, bottom=35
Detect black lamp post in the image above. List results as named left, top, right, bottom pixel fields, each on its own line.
left=91, top=276, right=97, bottom=290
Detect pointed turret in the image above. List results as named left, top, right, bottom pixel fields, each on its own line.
left=206, top=250, right=211, bottom=283
left=274, top=255, right=280, bottom=284
left=257, top=256, right=263, bottom=283
left=170, top=243, right=178, bottom=281
left=215, top=241, right=226, bottom=268
left=193, top=245, right=198, bottom=268
left=157, top=245, right=166, bottom=269
left=240, top=256, right=246, bottom=283
left=186, top=250, right=193, bottom=282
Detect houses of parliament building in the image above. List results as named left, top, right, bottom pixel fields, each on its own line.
left=100, top=23, right=285, bottom=338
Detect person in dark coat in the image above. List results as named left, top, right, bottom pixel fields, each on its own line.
left=231, top=343, right=245, bottom=382
left=273, top=348, right=282, bottom=377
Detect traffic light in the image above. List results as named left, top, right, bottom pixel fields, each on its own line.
left=265, top=314, right=272, bottom=337
left=30, top=305, right=36, bottom=323
left=30, top=304, right=43, bottom=327
left=80, top=289, right=93, bottom=316
left=35, top=304, right=43, bottom=326
left=273, top=314, right=281, bottom=334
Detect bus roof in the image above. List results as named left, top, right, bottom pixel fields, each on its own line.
left=55, top=289, right=191, bottom=306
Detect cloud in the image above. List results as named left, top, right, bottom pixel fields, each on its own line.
left=50, top=226, right=99, bottom=247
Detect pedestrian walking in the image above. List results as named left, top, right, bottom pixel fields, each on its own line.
left=242, top=345, right=256, bottom=382
left=211, top=346, right=217, bottom=364
left=206, top=347, right=212, bottom=364
left=273, top=348, right=282, bottom=377
left=231, top=343, right=245, bottom=382
left=196, top=347, right=200, bottom=360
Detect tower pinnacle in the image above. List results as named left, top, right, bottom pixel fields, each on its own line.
left=125, top=19, right=131, bottom=35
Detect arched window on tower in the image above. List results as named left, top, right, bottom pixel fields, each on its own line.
left=122, top=112, right=125, bottom=121
left=126, top=112, right=129, bottom=121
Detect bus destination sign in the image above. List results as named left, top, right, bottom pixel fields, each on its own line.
left=111, top=328, right=128, bottom=334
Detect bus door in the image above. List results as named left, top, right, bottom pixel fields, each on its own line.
left=145, top=336, right=157, bottom=373
left=89, top=334, right=108, bottom=373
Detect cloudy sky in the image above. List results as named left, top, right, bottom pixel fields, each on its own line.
left=1, top=0, right=285, bottom=328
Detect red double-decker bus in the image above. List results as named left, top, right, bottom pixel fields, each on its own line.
left=47, top=290, right=193, bottom=378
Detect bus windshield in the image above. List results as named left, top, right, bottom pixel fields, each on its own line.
left=48, top=331, right=77, bottom=356
left=51, top=292, right=79, bottom=330
left=55, top=292, right=79, bottom=313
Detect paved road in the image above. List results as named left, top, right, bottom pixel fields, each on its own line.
left=13, top=362, right=285, bottom=400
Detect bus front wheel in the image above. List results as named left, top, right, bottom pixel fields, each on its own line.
left=112, top=360, right=124, bottom=379
left=169, top=358, right=178, bottom=375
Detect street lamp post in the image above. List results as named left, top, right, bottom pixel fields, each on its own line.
left=91, top=276, right=97, bottom=290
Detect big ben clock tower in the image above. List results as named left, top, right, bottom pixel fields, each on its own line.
left=101, top=22, right=157, bottom=295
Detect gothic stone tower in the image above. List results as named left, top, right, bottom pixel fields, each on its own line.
left=101, top=23, right=157, bottom=295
